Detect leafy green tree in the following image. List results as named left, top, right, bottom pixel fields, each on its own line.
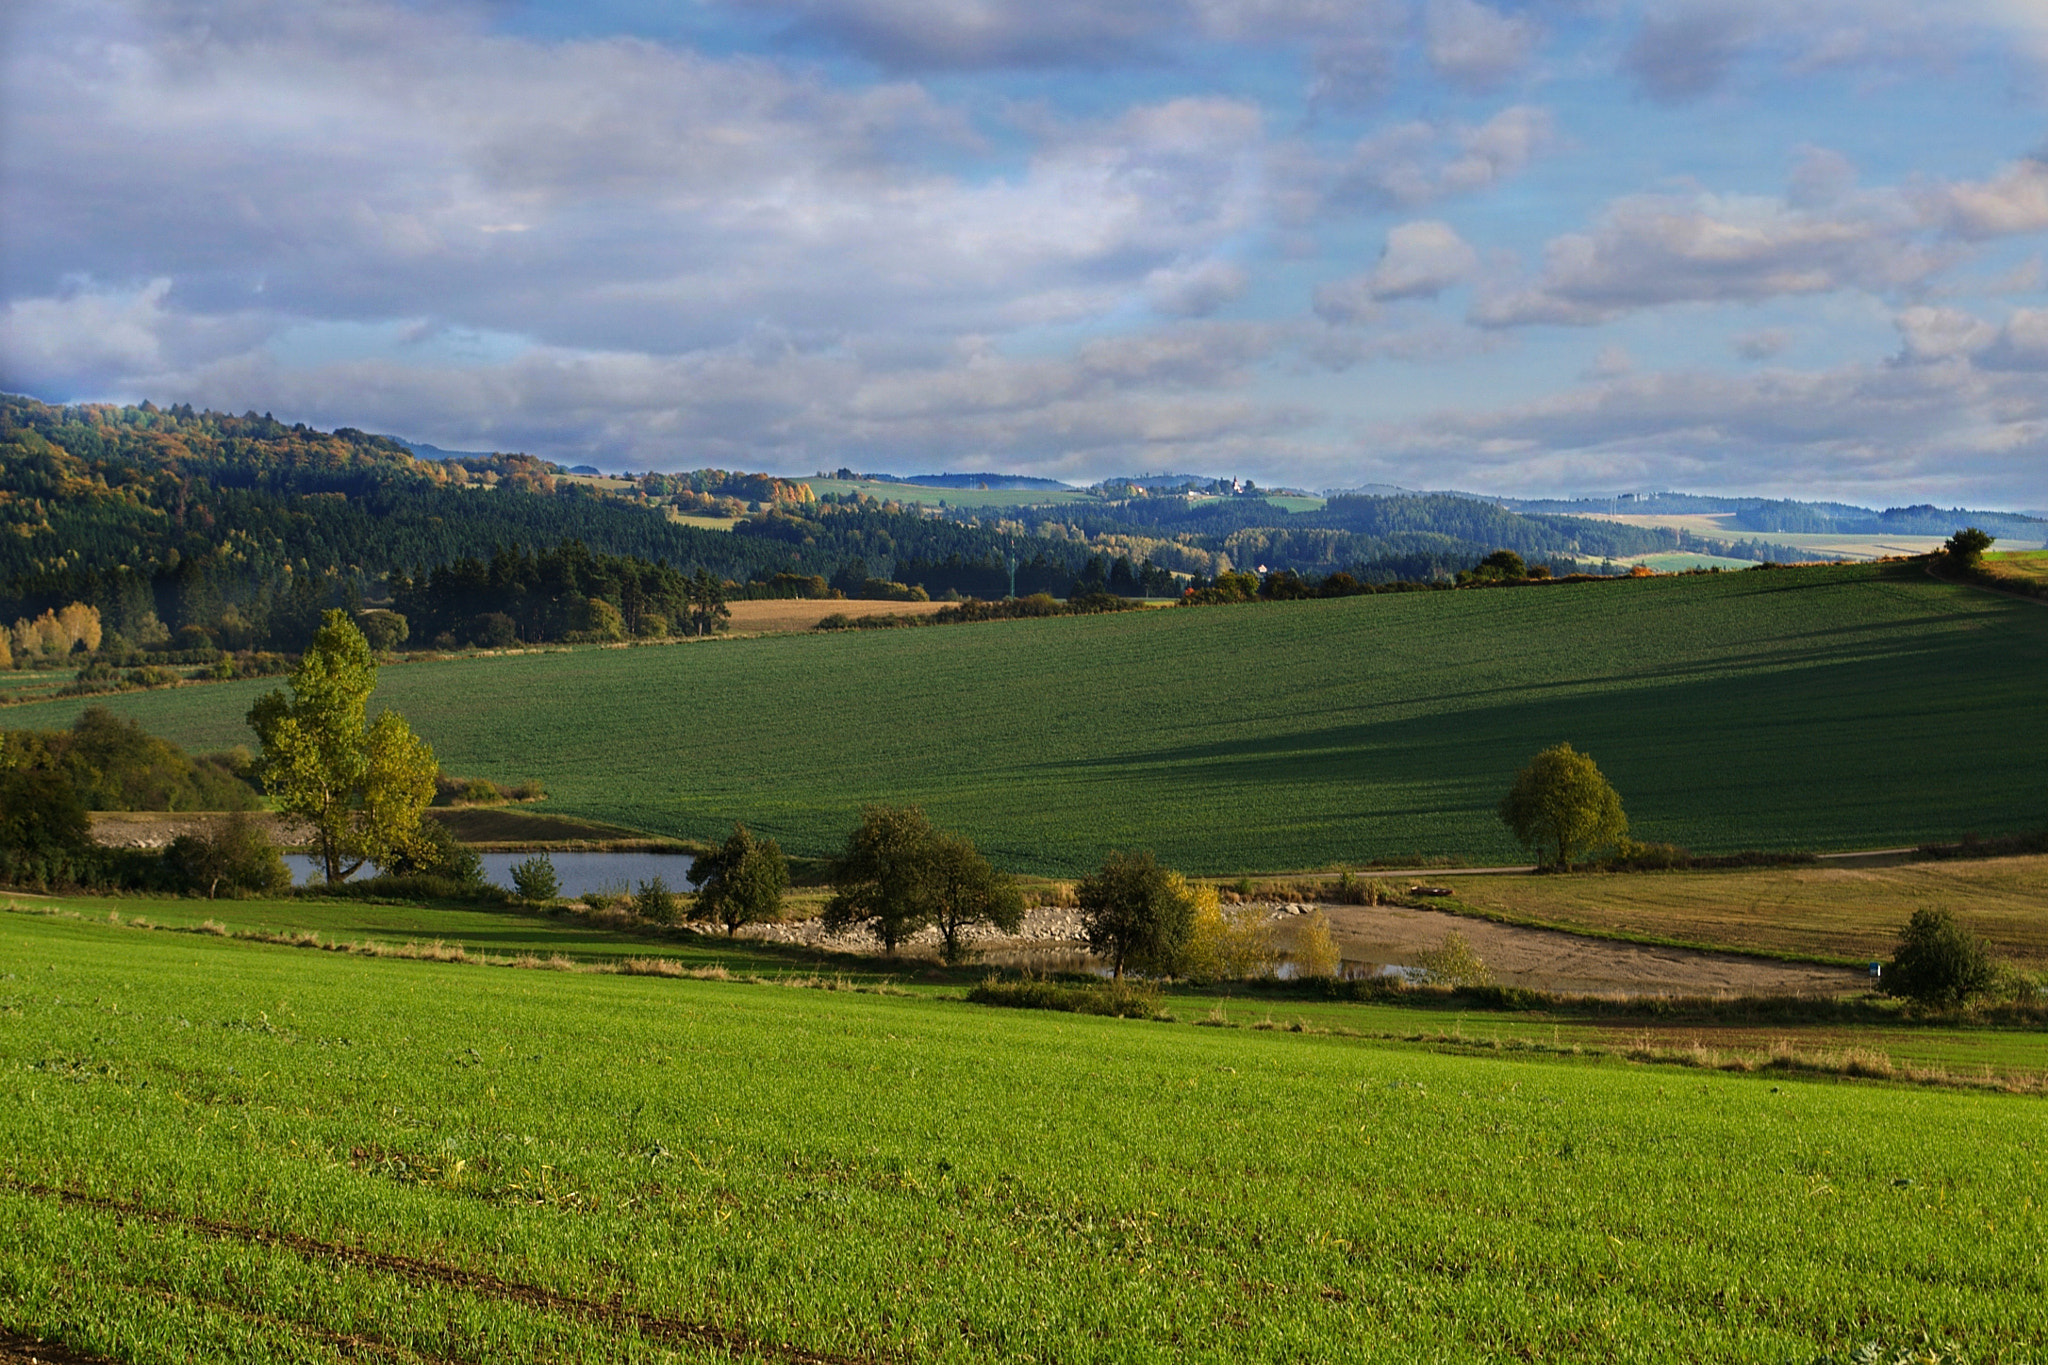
left=1944, top=527, right=1994, bottom=567
left=1885, top=908, right=1994, bottom=1004
left=246, top=610, right=437, bottom=884
left=1497, top=742, right=1628, bottom=872
left=685, top=570, right=731, bottom=636
left=1077, top=850, right=1195, bottom=980
left=926, top=832, right=1023, bottom=965
left=824, top=804, right=941, bottom=953
left=510, top=852, right=560, bottom=903
left=0, top=765, right=96, bottom=888
left=690, top=823, right=790, bottom=936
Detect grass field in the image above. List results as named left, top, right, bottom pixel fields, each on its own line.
left=7, top=563, right=2046, bottom=874
left=1438, top=857, right=2048, bottom=970
left=3, top=908, right=2044, bottom=1362
left=1983, top=549, right=2048, bottom=588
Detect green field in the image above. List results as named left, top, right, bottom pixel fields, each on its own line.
left=3, top=909, right=2043, bottom=1362
left=9, top=563, right=2046, bottom=874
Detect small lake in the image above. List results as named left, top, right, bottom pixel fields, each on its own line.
left=285, top=850, right=696, bottom=898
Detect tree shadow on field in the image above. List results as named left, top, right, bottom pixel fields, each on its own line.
left=1027, top=632, right=2048, bottom=855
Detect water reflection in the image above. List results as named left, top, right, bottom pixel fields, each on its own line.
left=284, top=850, right=695, bottom=898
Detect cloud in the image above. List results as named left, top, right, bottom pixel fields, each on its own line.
left=1313, top=104, right=1555, bottom=215
left=1916, top=157, right=2048, bottom=240
left=1978, top=307, right=2048, bottom=371
left=1474, top=190, right=1943, bottom=327
left=1892, top=305, right=1996, bottom=364
left=1364, top=354, right=2048, bottom=503
left=1622, top=3, right=1758, bottom=102
left=1145, top=258, right=1250, bottom=316
left=1424, top=0, right=1540, bottom=89
left=1732, top=328, right=1789, bottom=360
left=1316, top=220, right=1478, bottom=320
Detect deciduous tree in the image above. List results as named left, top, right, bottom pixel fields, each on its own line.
left=690, top=822, right=790, bottom=936
left=1077, top=850, right=1195, bottom=980
left=927, top=832, right=1023, bottom=965
left=1497, top=742, right=1627, bottom=872
left=824, top=804, right=939, bottom=953
left=246, top=610, right=437, bottom=884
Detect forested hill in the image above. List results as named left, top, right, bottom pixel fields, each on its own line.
left=0, top=395, right=1103, bottom=648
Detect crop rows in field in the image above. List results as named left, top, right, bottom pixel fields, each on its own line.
left=12, top=563, right=2047, bottom=874
left=3, top=911, right=2044, bottom=1362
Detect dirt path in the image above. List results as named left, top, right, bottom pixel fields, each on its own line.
left=747, top=902, right=1864, bottom=996
left=1306, top=902, right=1863, bottom=996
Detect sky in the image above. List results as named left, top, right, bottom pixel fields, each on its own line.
left=4, top=1, right=2048, bottom=506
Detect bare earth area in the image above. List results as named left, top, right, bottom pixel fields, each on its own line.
left=738, top=901, right=1864, bottom=996
left=1307, top=901, right=1863, bottom=996
left=724, top=598, right=949, bottom=633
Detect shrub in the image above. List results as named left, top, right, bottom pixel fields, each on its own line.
left=165, top=813, right=290, bottom=899
left=1290, top=910, right=1342, bottom=980
left=0, top=766, right=98, bottom=889
left=1413, top=930, right=1492, bottom=987
left=634, top=875, right=681, bottom=925
left=510, top=852, right=561, bottom=903
left=380, top=817, right=484, bottom=888
left=1885, top=908, right=1994, bottom=1004
left=967, top=976, right=1163, bottom=1019
left=1943, top=527, right=1993, bottom=567
left=1326, top=870, right=1398, bottom=905
left=1178, top=878, right=1277, bottom=982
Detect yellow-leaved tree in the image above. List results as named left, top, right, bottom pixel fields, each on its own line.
left=246, top=610, right=437, bottom=884
left=1175, top=874, right=1277, bottom=982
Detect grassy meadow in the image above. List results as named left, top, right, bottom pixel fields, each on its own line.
left=1433, top=856, right=2048, bottom=971
left=5, top=907, right=2046, bottom=1363
left=8, top=562, right=2047, bottom=874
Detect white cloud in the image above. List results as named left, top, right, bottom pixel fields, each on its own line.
left=1474, top=190, right=1943, bottom=327
left=1916, top=157, right=2048, bottom=241
left=1317, top=220, right=1478, bottom=320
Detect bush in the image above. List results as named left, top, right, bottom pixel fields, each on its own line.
left=634, top=876, right=680, bottom=925
left=967, top=976, right=1163, bottom=1019
left=165, top=813, right=290, bottom=899
left=1177, top=878, right=1277, bottom=982
left=379, top=818, right=483, bottom=887
left=1326, top=871, right=1398, bottom=905
left=510, top=852, right=561, bottom=903
left=1413, top=930, right=1492, bottom=987
left=1290, top=910, right=1342, bottom=980
left=1885, top=908, right=1994, bottom=1004
left=0, top=766, right=98, bottom=889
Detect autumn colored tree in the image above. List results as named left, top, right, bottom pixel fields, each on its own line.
left=246, top=610, right=437, bottom=883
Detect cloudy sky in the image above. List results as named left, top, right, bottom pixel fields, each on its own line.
left=5, top=1, right=2048, bottom=504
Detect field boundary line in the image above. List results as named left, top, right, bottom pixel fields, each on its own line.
left=3, top=1180, right=887, bottom=1365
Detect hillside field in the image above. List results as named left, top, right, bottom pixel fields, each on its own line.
left=3, top=908, right=2044, bottom=1363
left=9, top=563, right=2047, bottom=874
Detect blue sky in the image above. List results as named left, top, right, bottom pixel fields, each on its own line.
left=4, top=1, right=2048, bottom=506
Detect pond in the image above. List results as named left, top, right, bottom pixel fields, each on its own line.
left=285, top=850, right=696, bottom=899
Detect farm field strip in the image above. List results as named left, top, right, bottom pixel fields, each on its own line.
left=1434, top=856, right=2048, bottom=969
left=8, top=564, right=2046, bottom=874
left=3, top=912, right=2045, bottom=1362
left=16, top=896, right=2048, bottom=1088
